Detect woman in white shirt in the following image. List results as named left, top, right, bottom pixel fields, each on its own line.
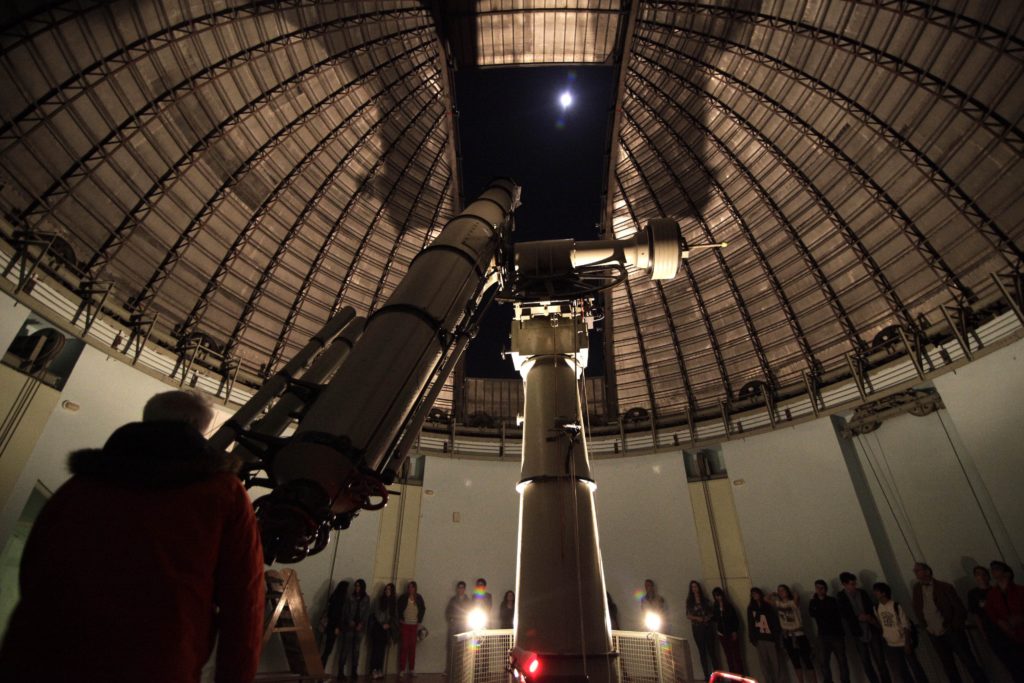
left=776, top=584, right=817, bottom=683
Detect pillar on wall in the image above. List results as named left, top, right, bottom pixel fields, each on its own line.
left=686, top=457, right=752, bottom=618
left=831, top=414, right=913, bottom=602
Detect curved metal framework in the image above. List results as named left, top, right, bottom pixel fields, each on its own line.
left=0, top=0, right=1021, bottom=434
left=605, top=0, right=1023, bottom=418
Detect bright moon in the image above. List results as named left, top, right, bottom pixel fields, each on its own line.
left=559, top=91, right=573, bottom=109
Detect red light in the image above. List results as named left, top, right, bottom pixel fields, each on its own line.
left=527, top=657, right=540, bottom=675
left=709, top=673, right=757, bottom=683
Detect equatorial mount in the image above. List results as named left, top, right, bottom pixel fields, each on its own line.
left=500, top=217, right=727, bottom=302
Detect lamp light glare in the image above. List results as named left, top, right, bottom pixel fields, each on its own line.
left=467, top=607, right=487, bottom=631
left=644, top=610, right=662, bottom=632
left=559, top=91, right=573, bottom=109
left=528, top=657, right=541, bottom=675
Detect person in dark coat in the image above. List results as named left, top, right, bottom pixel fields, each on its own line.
left=369, top=583, right=398, bottom=679
left=0, top=390, right=265, bottom=683
left=911, top=562, right=987, bottom=683
left=985, top=560, right=1024, bottom=681
left=607, top=592, right=621, bottom=631
left=322, top=580, right=350, bottom=666
left=713, top=587, right=745, bottom=675
left=749, top=587, right=785, bottom=683
left=837, top=572, right=889, bottom=683
left=445, top=581, right=471, bottom=674
left=687, top=580, right=719, bottom=681
left=809, top=579, right=851, bottom=683
left=500, top=590, right=516, bottom=629
left=338, top=578, right=371, bottom=679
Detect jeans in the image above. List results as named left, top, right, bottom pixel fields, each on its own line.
left=928, top=630, right=987, bottom=683
left=853, top=636, right=891, bottom=683
left=818, top=634, right=851, bottom=683
left=883, top=645, right=929, bottom=683
left=338, top=628, right=364, bottom=677
left=370, top=622, right=391, bottom=672
left=692, top=622, right=719, bottom=680
left=718, top=633, right=744, bottom=675
left=755, top=639, right=784, bottom=683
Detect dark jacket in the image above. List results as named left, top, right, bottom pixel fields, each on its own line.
left=398, top=593, right=426, bottom=623
left=748, top=600, right=782, bottom=644
left=0, top=421, right=265, bottom=683
left=837, top=587, right=877, bottom=639
left=985, top=582, right=1024, bottom=644
left=687, top=596, right=715, bottom=633
left=809, top=594, right=846, bottom=638
left=372, top=594, right=399, bottom=635
left=326, top=582, right=350, bottom=628
left=499, top=602, right=515, bottom=629
left=344, top=592, right=372, bottom=630
left=912, top=579, right=967, bottom=633
left=714, top=600, right=741, bottom=637
left=446, top=594, right=471, bottom=630
left=967, top=586, right=1000, bottom=641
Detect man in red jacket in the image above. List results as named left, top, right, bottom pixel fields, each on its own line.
left=0, top=390, right=265, bottom=683
left=985, top=560, right=1024, bottom=681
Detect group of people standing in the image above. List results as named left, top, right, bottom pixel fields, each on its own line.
left=644, top=561, right=1023, bottom=683
left=443, top=579, right=517, bottom=673
left=444, top=578, right=517, bottom=631
left=640, top=579, right=748, bottom=679
left=321, top=580, right=425, bottom=679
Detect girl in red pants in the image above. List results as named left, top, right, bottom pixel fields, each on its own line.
left=397, top=581, right=426, bottom=675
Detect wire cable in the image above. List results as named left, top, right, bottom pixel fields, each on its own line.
left=872, top=430, right=918, bottom=555
left=856, top=433, right=916, bottom=558
left=935, top=411, right=1004, bottom=559
left=569, top=303, right=589, bottom=678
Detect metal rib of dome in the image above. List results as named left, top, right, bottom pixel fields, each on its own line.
left=0, top=1, right=1022, bottom=436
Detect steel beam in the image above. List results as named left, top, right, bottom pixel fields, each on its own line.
left=624, top=71, right=862, bottom=357
left=176, top=74, right=440, bottom=342
left=368, top=143, right=452, bottom=313
left=620, top=113, right=776, bottom=388
left=647, top=3, right=1024, bottom=153
left=642, top=18, right=1023, bottom=272
left=629, top=49, right=916, bottom=334
left=223, top=102, right=446, bottom=359
left=635, top=33, right=971, bottom=311
left=81, top=30, right=432, bottom=284
left=131, top=53, right=437, bottom=324
left=614, top=174, right=733, bottom=402
left=10, top=6, right=433, bottom=233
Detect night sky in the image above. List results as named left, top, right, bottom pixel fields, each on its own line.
left=455, top=66, right=616, bottom=378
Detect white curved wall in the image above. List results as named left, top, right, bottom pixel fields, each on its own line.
left=933, top=341, right=1024, bottom=559
left=1, top=288, right=1021, bottom=682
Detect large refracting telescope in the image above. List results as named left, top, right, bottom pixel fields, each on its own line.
left=216, top=179, right=724, bottom=683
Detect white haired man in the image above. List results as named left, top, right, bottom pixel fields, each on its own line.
left=0, top=390, right=265, bottom=683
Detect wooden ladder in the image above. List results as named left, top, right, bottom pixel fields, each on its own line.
left=258, top=568, right=330, bottom=682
